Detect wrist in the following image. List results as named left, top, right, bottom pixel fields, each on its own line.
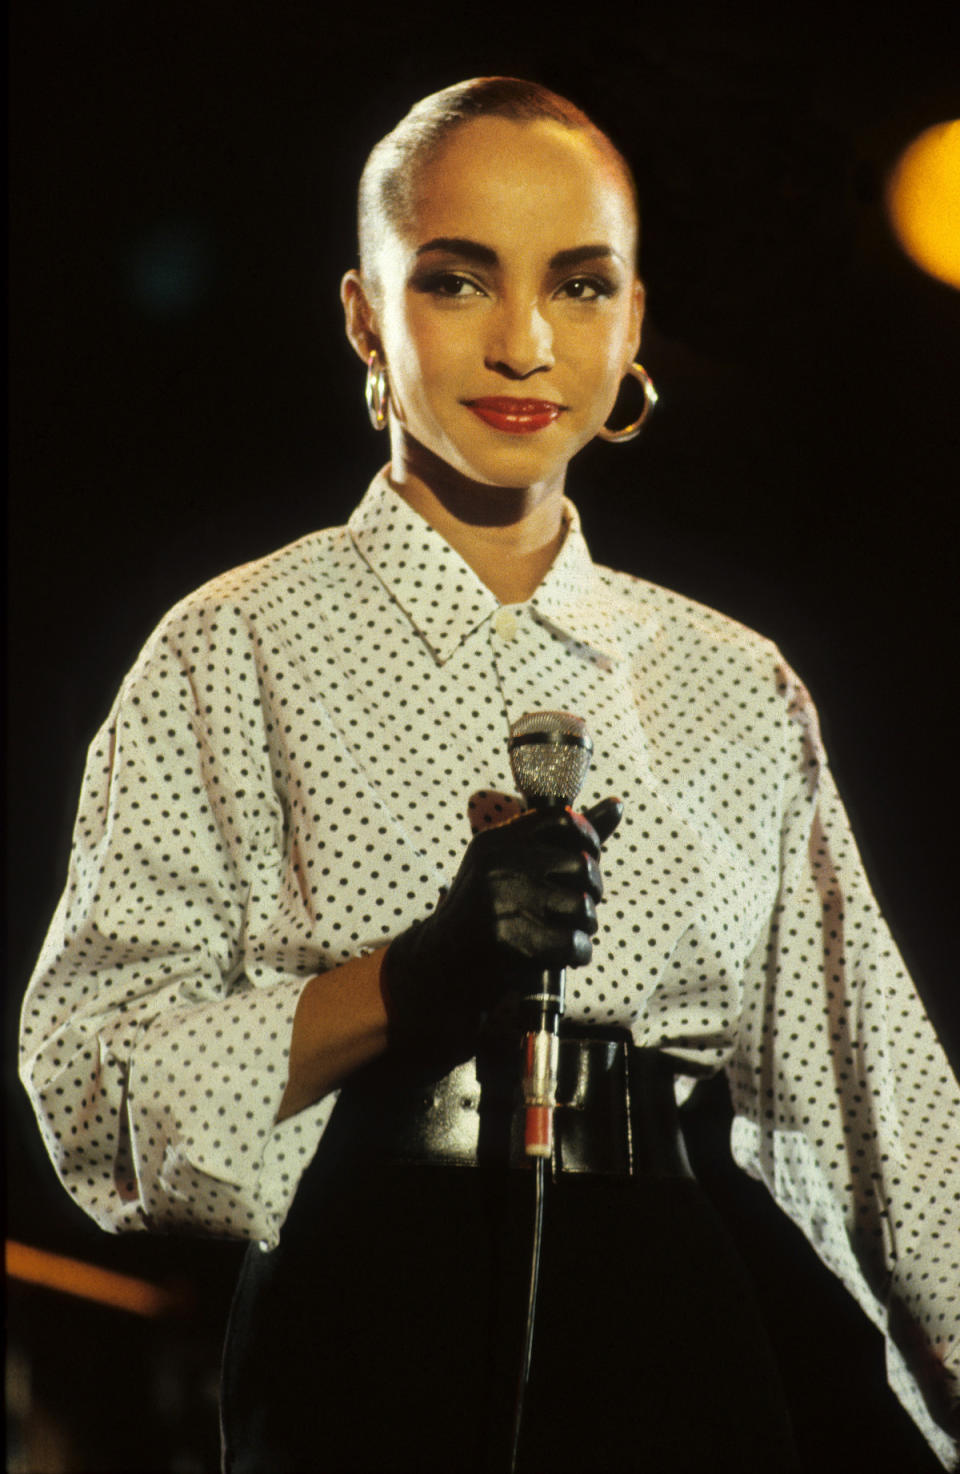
left=277, top=949, right=390, bottom=1121
left=382, top=921, right=484, bottom=1063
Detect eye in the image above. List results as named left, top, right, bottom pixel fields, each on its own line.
left=411, top=270, right=486, bottom=298
left=557, top=276, right=616, bottom=301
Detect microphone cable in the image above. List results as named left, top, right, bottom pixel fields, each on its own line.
left=509, top=1154, right=547, bottom=1474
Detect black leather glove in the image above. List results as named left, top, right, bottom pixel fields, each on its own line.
left=382, top=797, right=624, bottom=1061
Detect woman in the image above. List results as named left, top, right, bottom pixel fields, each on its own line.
left=19, top=79, right=959, bottom=1472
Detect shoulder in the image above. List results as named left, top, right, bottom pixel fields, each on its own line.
left=591, top=560, right=819, bottom=747
left=593, top=560, right=782, bottom=668
left=95, top=523, right=361, bottom=729
left=135, top=523, right=356, bottom=663
left=177, top=522, right=354, bottom=621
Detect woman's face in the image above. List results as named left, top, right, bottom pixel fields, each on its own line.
left=350, top=117, right=644, bottom=495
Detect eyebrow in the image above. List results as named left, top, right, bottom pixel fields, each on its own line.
left=414, top=238, right=624, bottom=270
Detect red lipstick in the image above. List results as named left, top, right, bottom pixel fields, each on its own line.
left=464, top=397, right=563, bottom=434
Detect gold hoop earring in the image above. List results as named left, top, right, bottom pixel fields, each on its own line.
left=365, top=350, right=389, bottom=431
left=597, top=363, right=658, bottom=443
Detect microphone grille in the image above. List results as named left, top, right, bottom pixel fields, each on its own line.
left=507, top=710, right=593, bottom=807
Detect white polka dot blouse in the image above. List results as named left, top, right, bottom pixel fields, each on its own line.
left=19, top=469, right=959, bottom=1463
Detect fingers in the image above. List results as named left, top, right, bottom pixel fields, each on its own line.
left=508, top=806, right=602, bottom=858
left=516, top=799, right=624, bottom=856
left=542, top=885, right=599, bottom=933
left=497, top=875, right=599, bottom=932
left=584, top=796, right=624, bottom=846
left=542, top=848, right=603, bottom=902
left=494, top=876, right=599, bottom=977
left=491, top=845, right=603, bottom=903
left=498, top=910, right=596, bottom=970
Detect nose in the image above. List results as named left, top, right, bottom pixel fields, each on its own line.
left=484, top=296, right=554, bottom=379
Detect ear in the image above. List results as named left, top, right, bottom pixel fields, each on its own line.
left=625, top=278, right=646, bottom=368
left=341, top=270, right=383, bottom=366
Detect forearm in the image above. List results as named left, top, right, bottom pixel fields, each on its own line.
left=277, top=947, right=391, bottom=1122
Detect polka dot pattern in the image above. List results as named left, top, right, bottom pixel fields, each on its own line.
left=18, top=469, right=959, bottom=1458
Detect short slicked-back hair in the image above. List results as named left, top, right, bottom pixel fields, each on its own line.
left=357, top=77, right=640, bottom=296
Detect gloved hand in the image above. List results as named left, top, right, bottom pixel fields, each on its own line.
left=382, top=797, right=624, bottom=1061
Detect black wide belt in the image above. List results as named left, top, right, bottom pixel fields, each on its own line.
left=327, top=1027, right=694, bottom=1179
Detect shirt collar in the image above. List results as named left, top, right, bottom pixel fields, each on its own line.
left=347, top=468, right=626, bottom=667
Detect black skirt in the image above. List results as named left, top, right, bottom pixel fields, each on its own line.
left=221, top=1058, right=801, bottom=1474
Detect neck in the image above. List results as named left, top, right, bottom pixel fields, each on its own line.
left=387, top=434, right=567, bottom=604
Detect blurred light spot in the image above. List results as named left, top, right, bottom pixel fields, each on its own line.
left=127, top=219, right=214, bottom=316
left=885, top=121, right=960, bottom=290
left=6, top=1239, right=188, bottom=1318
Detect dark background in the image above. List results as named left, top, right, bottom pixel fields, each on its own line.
left=8, top=2, right=959, bottom=1470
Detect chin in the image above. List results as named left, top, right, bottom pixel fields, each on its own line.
left=400, top=421, right=580, bottom=496
left=461, top=460, right=565, bottom=494
left=450, top=437, right=577, bottom=491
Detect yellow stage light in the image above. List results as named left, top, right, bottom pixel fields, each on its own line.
left=885, top=120, right=960, bottom=290
left=6, top=1239, right=187, bottom=1318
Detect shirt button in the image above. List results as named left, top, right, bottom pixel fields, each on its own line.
left=494, top=607, right=519, bottom=641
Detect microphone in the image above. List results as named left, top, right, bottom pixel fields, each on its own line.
left=507, top=711, right=594, bottom=1158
